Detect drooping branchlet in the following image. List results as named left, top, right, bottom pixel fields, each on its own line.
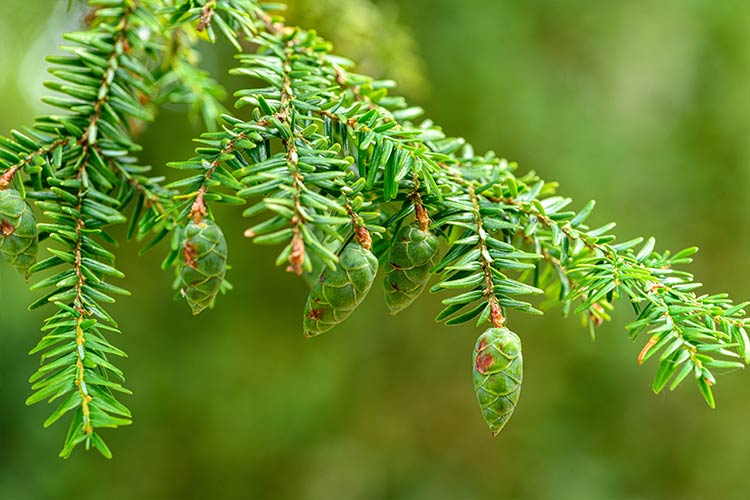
left=0, top=0, right=743, bottom=461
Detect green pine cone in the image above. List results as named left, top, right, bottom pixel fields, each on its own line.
left=0, top=189, right=39, bottom=275
left=179, top=218, right=228, bottom=316
left=472, top=327, right=523, bottom=436
left=303, top=241, right=378, bottom=337
left=383, top=223, right=439, bottom=314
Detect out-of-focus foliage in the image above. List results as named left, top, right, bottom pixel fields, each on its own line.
left=284, top=0, right=428, bottom=97
left=0, top=0, right=747, bottom=499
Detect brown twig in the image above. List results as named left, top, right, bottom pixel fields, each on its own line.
left=275, top=37, right=308, bottom=274
left=468, top=184, right=505, bottom=328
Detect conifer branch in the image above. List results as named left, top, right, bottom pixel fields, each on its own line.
left=24, top=0, right=142, bottom=458
left=168, top=1, right=746, bottom=410
left=0, top=0, right=745, bottom=457
left=0, top=0, right=245, bottom=457
left=490, top=189, right=749, bottom=401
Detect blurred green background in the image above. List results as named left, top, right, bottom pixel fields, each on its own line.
left=1, top=0, right=748, bottom=498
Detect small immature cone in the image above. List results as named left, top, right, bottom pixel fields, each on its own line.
left=0, top=189, right=39, bottom=275
left=383, top=223, right=439, bottom=314
left=472, top=327, right=523, bottom=436
left=303, top=241, right=378, bottom=337
left=179, top=219, right=227, bottom=315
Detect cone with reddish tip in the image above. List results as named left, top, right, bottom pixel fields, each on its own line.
left=303, top=241, right=378, bottom=337
left=472, top=327, right=523, bottom=435
left=0, top=189, right=38, bottom=275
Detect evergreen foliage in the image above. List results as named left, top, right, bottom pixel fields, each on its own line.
left=0, top=0, right=746, bottom=458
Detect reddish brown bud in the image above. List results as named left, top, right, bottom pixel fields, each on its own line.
left=414, top=196, right=430, bottom=232
left=490, top=301, right=505, bottom=328
left=197, top=3, right=216, bottom=31
left=189, top=191, right=207, bottom=224
left=286, top=232, right=305, bottom=276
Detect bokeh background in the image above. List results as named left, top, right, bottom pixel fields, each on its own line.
left=0, top=0, right=748, bottom=498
